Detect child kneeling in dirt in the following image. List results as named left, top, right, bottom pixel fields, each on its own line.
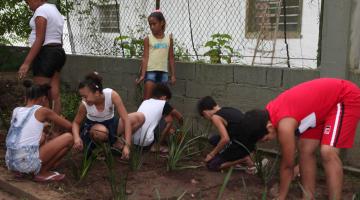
left=197, top=96, right=266, bottom=172
left=5, top=80, right=73, bottom=182
left=72, top=72, right=138, bottom=160
left=118, top=83, right=183, bottom=151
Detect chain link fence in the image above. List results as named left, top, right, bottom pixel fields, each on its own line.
left=61, top=0, right=321, bottom=68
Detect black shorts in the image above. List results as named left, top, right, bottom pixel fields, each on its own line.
left=32, top=44, right=66, bottom=78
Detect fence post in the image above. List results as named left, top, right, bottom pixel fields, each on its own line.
left=156, top=0, right=160, bottom=9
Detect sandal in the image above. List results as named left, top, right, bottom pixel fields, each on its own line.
left=34, top=171, right=65, bottom=182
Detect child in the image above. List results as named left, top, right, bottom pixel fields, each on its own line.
left=118, top=84, right=183, bottom=150
left=72, top=72, right=137, bottom=160
left=243, top=78, right=360, bottom=200
left=5, top=80, right=73, bottom=182
left=197, top=96, right=258, bottom=171
left=18, top=0, right=66, bottom=115
left=136, top=10, right=176, bottom=99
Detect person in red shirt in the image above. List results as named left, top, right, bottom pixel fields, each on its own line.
left=243, top=78, right=360, bottom=200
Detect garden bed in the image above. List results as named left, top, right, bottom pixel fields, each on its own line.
left=0, top=72, right=360, bottom=199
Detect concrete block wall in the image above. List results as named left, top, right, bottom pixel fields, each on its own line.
left=61, top=55, right=320, bottom=116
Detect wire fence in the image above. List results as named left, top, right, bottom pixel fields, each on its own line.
left=61, top=0, right=321, bottom=68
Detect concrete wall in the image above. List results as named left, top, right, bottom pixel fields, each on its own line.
left=61, top=55, right=320, bottom=113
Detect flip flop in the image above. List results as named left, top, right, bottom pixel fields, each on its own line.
left=34, top=171, right=65, bottom=182
left=13, top=171, right=25, bottom=179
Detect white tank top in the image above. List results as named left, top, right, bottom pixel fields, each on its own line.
left=83, top=88, right=115, bottom=122
left=11, top=105, right=44, bottom=147
left=133, top=98, right=166, bottom=146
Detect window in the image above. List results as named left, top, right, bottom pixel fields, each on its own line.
left=246, top=0, right=302, bottom=39
left=98, top=4, right=119, bottom=33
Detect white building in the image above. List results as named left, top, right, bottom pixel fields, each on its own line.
left=63, top=0, right=321, bottom=68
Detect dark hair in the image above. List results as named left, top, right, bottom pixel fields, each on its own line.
left=197, top=96, right=217, bottom=116
left=152, top=83, right=172, bottom=99
left=78, top=72, right=103, bottom=93
left=23, top=80, right=51, bottom=100
left=242, top=109, right=270, bottom=143
left=148, top=11, right=166, bottom=30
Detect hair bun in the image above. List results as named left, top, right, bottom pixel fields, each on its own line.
left=23, top=79, right=33, bottom=88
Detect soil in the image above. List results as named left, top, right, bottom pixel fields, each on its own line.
left=0, top=72, right=360, bottom=200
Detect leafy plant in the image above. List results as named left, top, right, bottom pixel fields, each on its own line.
left=204, top=33, right=234, bottom=64
left=174, top=39, right=191, bottom=62
left=101, top=143, right=128, bottom=200
left=114, top=35, right=144, bottom=58
left=166, top=126, right=203, bottom=171
left=60, top=86, right=81, bottom=121
left=70, top=144, right=101, bottom=182
left=129, top=145, right=144, bottom=171
left=216, top=167, right=234, bottom=200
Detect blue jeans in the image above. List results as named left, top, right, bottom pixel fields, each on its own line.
left=145, top=71, right=168, bottom=83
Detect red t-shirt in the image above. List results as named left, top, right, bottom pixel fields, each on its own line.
left=266, top=78, right=358, bottom=134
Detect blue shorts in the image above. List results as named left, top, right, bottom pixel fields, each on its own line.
left=6, top=146, right=42, bottom=174
left=81, top=117, right=118, bottom=154
left=145, top=71, right=168, bottom=84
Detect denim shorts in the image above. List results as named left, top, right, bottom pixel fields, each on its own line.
left=145, top=71, right=168, bottom=84
left=81, top=117, right=118, bottom=154
left=6, top=146, right=42, bottom=174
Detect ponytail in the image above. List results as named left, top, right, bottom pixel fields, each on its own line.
left=23, top=79, right=51, bottom=100
left=78, top=71, right=103, bottom=93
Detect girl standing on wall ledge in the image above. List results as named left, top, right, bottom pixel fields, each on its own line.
left=18, top=0, right=66, bottom=115
left=136, top=10, right=176, bottom=100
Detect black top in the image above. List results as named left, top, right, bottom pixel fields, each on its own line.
left=162, top=102, right=173, bottom=116
left=215, top=107, right=255, bottom=152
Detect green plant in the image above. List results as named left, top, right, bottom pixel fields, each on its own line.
left=114, top=35, right=144, bottom=58
left=129, top=145, right=144, bottom=171
left=174, top=39, right=191, bottom=62
left=101, top=143, right=128, bottom=200
left=204, top=33, right=234, bottom=64
left=60, top=86, right=81, bottom=121
left=166, top=125, right=203, bottom=171
left=216, top=167, right=234, bottom=200
left=70, top=145, right=101, bottom=182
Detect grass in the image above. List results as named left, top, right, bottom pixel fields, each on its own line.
left=70, top=144, right=101, bottom=182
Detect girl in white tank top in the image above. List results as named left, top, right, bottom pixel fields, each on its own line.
left=6, top=80, right=73, bottom=182
left=72, top=72, right=134, bottom=160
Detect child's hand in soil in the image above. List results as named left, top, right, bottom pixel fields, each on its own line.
left=204, top=153, right=214, bottom=162
left=73, top=137, right=83, bottom=151
left=121, top=146, right=130, bottom=160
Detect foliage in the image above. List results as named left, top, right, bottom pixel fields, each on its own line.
left=113, top=14, right=148, bottom=58
left=216, top=167, right=234, bottom=200
left=101, top=143, right=128, bottom=200
left=70, top=145, right=101, bottom=182
left=60, top=86, right=81, bottom=121
left=0, top=0, right=73, bottom=45
left=114, top=35, right=144, bottom=58
left=129, top=145, right=144, bottom=171
left=174, top=39, right=191, bottom=62
left=204, top=33, right=234, bottom=64
left=166, top=124, right=203, bottom=171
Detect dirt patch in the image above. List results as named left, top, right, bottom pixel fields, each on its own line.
left=0, top=72, right=360, bottom=199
